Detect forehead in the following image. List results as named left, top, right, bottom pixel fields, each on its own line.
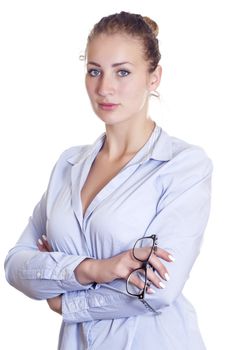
left=86, top=33, right=145, bottom=65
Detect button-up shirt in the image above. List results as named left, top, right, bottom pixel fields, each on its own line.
left=5, top=125, right=213, bottom=349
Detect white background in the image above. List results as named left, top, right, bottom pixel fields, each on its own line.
left=1, top=0, right=232, bottom=349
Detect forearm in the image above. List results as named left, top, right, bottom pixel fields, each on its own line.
left=62, top=283, right=152, bottom=323
left=73, top=256, right=120, bottom=285
left=4, top=247, right=94, bottom=300
left=61, top=235, right=199, bottom=324
left=62, top=257, right=181, bottom=323
left=4, top=194, right=95, bottom=300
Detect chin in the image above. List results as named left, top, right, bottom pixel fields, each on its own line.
left=96, top=116, right=119, bottom=125
left=98, top=114, right=134, bottom=127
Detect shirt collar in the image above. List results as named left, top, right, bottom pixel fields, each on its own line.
left=139, top=125, right=172, bottom=163
left=150, top=126, right=173, bottom=161
left=67, top=124, right=172, bottom=166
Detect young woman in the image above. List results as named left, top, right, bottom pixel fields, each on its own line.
left=5, top=11, right=212, bottom=349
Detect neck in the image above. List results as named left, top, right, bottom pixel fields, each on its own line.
left=101, top=117, right=156, bottom=161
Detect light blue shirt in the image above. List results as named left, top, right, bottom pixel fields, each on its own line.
left=5, top=125, right=213, bottom=349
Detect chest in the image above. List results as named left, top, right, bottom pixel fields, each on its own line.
left=47, top=154, right=164, bottom=257
left=81, top=154, right=133, bottom=217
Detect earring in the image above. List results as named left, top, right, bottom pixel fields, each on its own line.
left=79, top=54, right=85, bottom=61
left=150, top=90, right=160, bottom=98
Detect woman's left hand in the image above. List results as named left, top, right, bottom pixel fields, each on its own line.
left=37, top=234, right=62, bottom=315
left=37, top=234, right=52, bottom=252
left=47, top=295, right=62, bottom=315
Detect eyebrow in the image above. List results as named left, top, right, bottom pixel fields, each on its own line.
left=87, top=61, right=133, bottom=67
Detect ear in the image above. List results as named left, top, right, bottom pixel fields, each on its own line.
left=148, top=65, right=162, bottom=92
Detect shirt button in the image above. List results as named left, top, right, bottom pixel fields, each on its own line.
left=62, top=271, right=67, bottom=279
left=36, top=272, right=41, bottom=278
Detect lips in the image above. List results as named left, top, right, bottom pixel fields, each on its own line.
left=98, top=103, right=119, bottom=111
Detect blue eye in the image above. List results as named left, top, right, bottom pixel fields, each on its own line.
left=88, top=69, right=101, bottom=77
left=118, top=70, right=130, bottom=77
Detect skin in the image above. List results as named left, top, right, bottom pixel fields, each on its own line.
left=37, top=32, right=175, bottom=315
left=85, top=33, right=162, bottom=159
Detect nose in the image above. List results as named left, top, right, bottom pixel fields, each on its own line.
left=97, top=74, right=115, bottom=97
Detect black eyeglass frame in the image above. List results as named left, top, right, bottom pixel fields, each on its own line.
left=126, top=234, right=158, bottom=300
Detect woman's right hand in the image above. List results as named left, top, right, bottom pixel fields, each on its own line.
left=75, top=246, right=175, bottom=294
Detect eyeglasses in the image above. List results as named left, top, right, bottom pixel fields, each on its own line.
left=126, top=234, right=158, bottom=300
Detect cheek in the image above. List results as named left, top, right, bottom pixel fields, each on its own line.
left=120, top=80, right=148, bottom=101
left=85, top=76, right=89, bottom=90
left=85, top=78, right=95, bottom=98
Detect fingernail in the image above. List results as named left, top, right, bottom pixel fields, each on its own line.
left=164, top=273, right=170, bottom=281
left=147, top=287, right=155, bottom=294
left=38, top=238, right=43, bottom=245
left=159, top=282, right=166, bottom=289
left=168, top=254, right=175, bottom=262
left=42, top=234, right=47, bottom=241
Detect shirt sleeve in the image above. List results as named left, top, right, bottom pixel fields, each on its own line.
left=4, top=191, right=94, bottom=300
left=61, top=147, right=213, bottom=323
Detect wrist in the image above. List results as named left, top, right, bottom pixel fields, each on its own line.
left=74, top=258, right=96, bottom=285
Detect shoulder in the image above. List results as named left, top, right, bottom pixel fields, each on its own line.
left=46, top=144, right=91, bottom=186
left=55, top=132, right=106, bottom=166
left=56, top=145, right=90, bottom=164
left=45, top=143, right=93, bottom=201
left=155, top=130, right=213, bottom=210
left=160, top=128, right=213, bottom=173
left=155, top=129, right=213, bottom=192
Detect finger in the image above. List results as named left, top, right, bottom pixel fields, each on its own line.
left=154, top=247, right=175, bottom=263
left=149, top=255, right=170, bottom=281
left=127, top=268, right=156, bottom=295
left=41, top=234, right=52, bottom=252
left=128, top=273, right=157, bottom=295
left=147, top=267, right=166, bottom=289
left=128, top=274, right=145, bottom=291
left=127, top=271, right=153, bottom=295
left=37, top=238, right=49, bottom=252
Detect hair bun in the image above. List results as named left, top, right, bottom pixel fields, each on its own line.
left=142, top=16, right=159, bottom=38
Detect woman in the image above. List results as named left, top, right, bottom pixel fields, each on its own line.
left=4, top=11, right=212, bottom=349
